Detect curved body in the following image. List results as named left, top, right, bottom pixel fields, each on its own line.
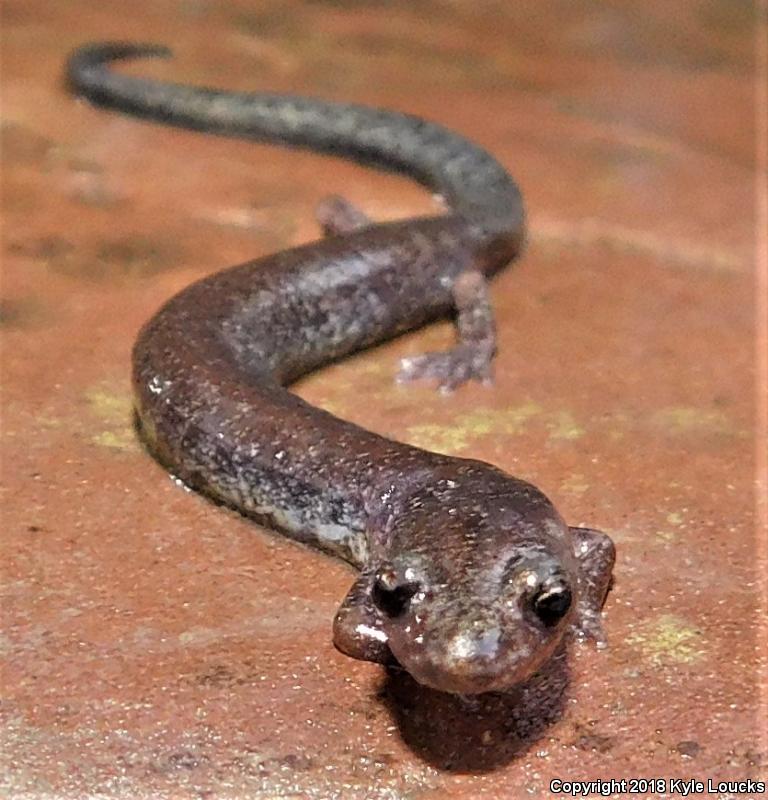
left=67, top=44, right=615, bottom=694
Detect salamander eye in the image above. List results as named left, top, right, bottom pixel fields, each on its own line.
left=531, top=583, right=572, bottom=627
left=372, top=565, right=420, bottom=618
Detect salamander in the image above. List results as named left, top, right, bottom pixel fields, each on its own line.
left=66, top=43, right=615, bottom=695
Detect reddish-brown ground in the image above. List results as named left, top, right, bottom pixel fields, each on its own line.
left=2, top=2, right=764, bottom=798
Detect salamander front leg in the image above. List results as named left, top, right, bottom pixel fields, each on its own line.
left=398, top=269, right=497, bottom=393
left=333, top=569, right=392, bottom=664
left=569, top=526, right=616, bottom=648
left=316, top=194, right=371, bottom=236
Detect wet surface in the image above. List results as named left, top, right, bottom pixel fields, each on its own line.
left=1, top=1, right=764, bottom=797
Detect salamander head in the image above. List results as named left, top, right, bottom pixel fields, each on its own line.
left=372, top=473, right=577, bottom=694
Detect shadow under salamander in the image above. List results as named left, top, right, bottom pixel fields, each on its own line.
left=376, top=645, right=570, bottom=772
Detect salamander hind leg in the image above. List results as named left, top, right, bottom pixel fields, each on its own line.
left=315, top=194, right=371, bottom=236
left=569, top=526, right=616, bottom=648
left=398, top=269, right=497, bottom=393
left=333, top=569, right=392, bottom=664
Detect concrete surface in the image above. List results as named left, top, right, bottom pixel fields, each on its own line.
left=1, top=1, right=765, bottom=798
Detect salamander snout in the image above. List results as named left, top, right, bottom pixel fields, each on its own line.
left=386, top=598, right=569, bottom=694
left=380, top=550, right=577, bottom=694
left=445, top=623, right=502, bottom=663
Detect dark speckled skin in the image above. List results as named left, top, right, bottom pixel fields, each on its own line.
left=67, top=43, right=615, bottom=695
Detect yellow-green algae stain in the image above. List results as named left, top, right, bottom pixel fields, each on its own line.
left=666, top=511, right=685, bottom=526
left=546, top=410, right=586, bottom=441
left=84, top=383, right=138, bottom=452
left=625, top=614, right=706, bottom=666
left=405, top=403, right=542, bottom=455
left=650, top=406, right=739, bottom=437
left=85, top=386, right=132, bottom=423
left=403, top=403, right=592, bottom=456
left=655, top=511, right=686, bottom=543
left=560, top=473, right=590, bottom=497
left=464, top=404, right=544, bottom=436
left=312, top=377, right=589, bottom=457
left=404, top=423, right=474, bottom=455
left=91, top=429, right=136, bottom=451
